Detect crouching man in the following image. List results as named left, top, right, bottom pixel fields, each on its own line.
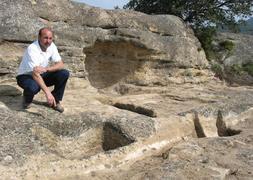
left=16, top=27, right=69, bottom=112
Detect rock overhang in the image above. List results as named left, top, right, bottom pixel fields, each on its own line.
left=1, top=0, right=209, bottom=85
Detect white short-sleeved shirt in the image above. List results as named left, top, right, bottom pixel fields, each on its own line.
left=17, top=40, right=61, bottom=75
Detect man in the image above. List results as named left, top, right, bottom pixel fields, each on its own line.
left=16, top=27, right=69, bottom=112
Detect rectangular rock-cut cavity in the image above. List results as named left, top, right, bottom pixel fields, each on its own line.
left=103, top=122, right=135, bottom=151
left=113, top=103, right=157, bottom=117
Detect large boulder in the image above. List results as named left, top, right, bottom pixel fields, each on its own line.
left=0, top=0, right=210, bottom=91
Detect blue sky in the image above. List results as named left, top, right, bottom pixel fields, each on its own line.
left=75, top=0, right=129, bottom=9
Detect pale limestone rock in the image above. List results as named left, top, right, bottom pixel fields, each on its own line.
left=0, top=0, right=253, bottom=179
left=0, top=0, right=209, bottom=89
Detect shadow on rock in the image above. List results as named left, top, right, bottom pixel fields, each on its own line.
left=32, top=99, right=49, bottom=107
left=0, top=85, right=23, bottom=111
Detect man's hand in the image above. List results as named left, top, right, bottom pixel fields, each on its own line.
left=32, top=66, right=56, bottom=107
left=45, top=91, right=56, bottom=107
left=34, top=66, right=47, bottom=74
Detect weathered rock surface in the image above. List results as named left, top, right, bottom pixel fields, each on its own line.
left=104, top=116, right=253, bottom=180
left=0, top=78, right=253, bottom=179
left=0, top=0, right=210, bottom=87
left=211, top=32, right=253, bottom=85
left=0, top=0, right=253, bottom=179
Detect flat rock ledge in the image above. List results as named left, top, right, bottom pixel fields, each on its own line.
left=0, top=78, right=253, bottom=179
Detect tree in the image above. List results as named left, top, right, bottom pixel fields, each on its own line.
left=124, top=0, right=253, bottom=30
left=124, top=0, right=253, bottom=59
left=114, top=5, right=120, bottom=9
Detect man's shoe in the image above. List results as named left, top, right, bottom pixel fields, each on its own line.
left=22, top=97, right=31, bottom=109
left=53, top=103, right=64, bottom=113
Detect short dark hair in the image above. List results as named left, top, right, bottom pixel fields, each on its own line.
left=38, top=27, right=53, bottom=37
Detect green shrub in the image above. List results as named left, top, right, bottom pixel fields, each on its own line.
left=211, top=63, right=222, bottom=72
left=205, top=49, right=217, bottom=60
left=219, top=40, right=235, bottom=51
left=242, top=63, right=253, bottom=76
left=211, top=63, right=223, bottom=79
left=230, top=64, right=243, bottom=75
left=195, top=27, right=216, bottom=57
left=197, top=47, right=203, bottom=52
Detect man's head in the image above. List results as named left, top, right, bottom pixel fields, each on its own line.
left=38, top=27, right=53, bottom=51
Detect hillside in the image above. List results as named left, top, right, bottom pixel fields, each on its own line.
left=240, top=17, right=253, bottom=34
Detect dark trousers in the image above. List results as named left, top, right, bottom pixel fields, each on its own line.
left=16, top=69, right=69, bottom=104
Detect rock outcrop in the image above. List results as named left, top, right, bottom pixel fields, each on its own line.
left=211, top=32, right=253, bottom=85
left=0, top=0, right=253, bottom=179
left=0, top=0, right=210, bottom=89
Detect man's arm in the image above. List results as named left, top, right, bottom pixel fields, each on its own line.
left=34, top=61, right=64, bottom=74
left=46, top=61, right=64, bottom=72
left=32, top=61, right=64, bottom=107
left=32, top=71, right=56, bottom=107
